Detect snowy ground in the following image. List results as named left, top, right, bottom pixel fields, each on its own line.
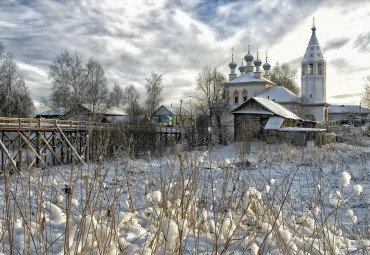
left=0, top=136, right=369, bottom=254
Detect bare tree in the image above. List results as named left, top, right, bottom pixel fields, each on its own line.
left=49, top=50, right=87, bottom=113
left=270, top=62, right=300, bottom=95
left=109, top=82, right=126, bottom=108
left=0, top=43, right=35, bottom=117
left=85, top=57, right=109, bottom=115
left=361, top=75, right=370, bottom=108
left=144, top=72, right=163, bottom=119
left=125, top=84, right=143, bottom=122
left=194, top=65, right=226, bottom=144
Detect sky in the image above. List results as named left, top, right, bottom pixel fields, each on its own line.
left=0, top=0, right=369, bottom=111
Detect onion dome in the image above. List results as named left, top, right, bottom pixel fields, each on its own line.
left=244, top=37, right=254, bottom=62
left=244, top=52, right=254, bottom=62
left=253, top=57, right=262, bottom=67
left=263, top=62, right=271, bottom=70
left=238, top=59, right=246, bottom=72
left=229, top=60, right=237, bottom=69
left=253, top=46, right=262, bottom=67
left=263, top=51, right=271, bottom=70
left=229, top=47, right=237, bottom=69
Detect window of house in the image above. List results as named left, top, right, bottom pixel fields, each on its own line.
left=308, top=63, right=313, bottom=74
left=242, top=90, right=248, bottom=101
left=302, top=64, right=305, bottom=75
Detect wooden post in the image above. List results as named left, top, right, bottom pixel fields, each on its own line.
left=2, top=132, right=5, bottom=172
left=18, top=131, right=23, bottom=172
left=52, top=132, right=56, bottom=166
left=36, top=119, right=41, bottom=167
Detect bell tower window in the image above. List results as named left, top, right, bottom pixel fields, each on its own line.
left=318, top=62, right=322, bottom=75
left=308, top=63, right=313, bottom=75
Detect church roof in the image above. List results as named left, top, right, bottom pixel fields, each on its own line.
left=309, top=26, right=319, bottom=46
left=302, top=25, right=325, bottom=63
left=231, top=97, right=302, bottom=120
left=225, top=71, right=275, bottom=85
left=256, top=86, right=299, bottom=103
left=328, top=105, right=370, bottom=114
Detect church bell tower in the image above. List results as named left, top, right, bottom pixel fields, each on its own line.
left=301, top=19, right=328, bottom=121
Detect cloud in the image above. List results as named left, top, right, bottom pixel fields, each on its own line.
left=330, top=93, right=363, bottom=99
left=0, top=0, right=366, bottom=108
left=325, top=38, right=349, bottom=51
left=329, top=58, right=369, bottom=73
left=353, top=32, right=370, bottom=53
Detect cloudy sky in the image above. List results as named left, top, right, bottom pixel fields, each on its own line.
left=1, top=0, right=369, bottom=110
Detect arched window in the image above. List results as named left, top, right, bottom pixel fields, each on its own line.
left=302, top=64, right=305, bottom=75
left=242, top=90, right=248, bottom=102
left=233, top=90, right=239, bottom=104
left=308, top=63, right=313, bottom=75
left=318, top=62, right=322, bottom=75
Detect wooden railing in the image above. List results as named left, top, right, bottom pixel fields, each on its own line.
left=0, top=117, right=182, bottom=133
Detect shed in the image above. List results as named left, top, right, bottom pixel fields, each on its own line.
left=231, top=97, right=302, bottom=141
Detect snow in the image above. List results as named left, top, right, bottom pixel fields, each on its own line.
left=232, top=97, right=302, bottom=120
left=264, top=116, right=284, bottom=130
left=256, top=86, right=299, bottom=103
left=0, top=137, right=369, bottom=254
left=341, top=171, right=351, bottom=187
left=353, top=184, right=363, bottom=195
left=279, top=127, right=326, bottom=132
left=225, top=71, right=275, bottom=85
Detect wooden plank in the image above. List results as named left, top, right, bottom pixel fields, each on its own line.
left=18, top=132, right=47, bottom=169
left=56, top=125, right=85, bottom=166
left=0, top=137, right=20, bottom=174
left=39, top=133, right=64, bottom=165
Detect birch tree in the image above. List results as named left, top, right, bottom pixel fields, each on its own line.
left=144, top=72, right=163, bottom=119
left=85, top=57, right=109, bottom=115
left=0, top=43, right=35, bottom=117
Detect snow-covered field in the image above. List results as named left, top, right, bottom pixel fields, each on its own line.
left=0, top=135, right=369, bottom=254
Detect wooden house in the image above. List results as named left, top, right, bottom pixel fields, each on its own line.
left=231, top=97, right=327, bottom=146
left=153, top=105, right=191, bottom=127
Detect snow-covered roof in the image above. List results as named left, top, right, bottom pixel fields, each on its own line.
left=106, top=115, right=131, bottom=123
left=328, top=105, right=370, bottom=114
left=105, top=106, right=127, bottom=116
left=256, top=86, right=299, bottom=103
left=279, top=127, right=326, bottom=132
left=232, top=109, right=274, bottom=115
left=264, top=117, right=284, bottom=130
left=225, top=71, right=275, bottom=85
left=232, top=97, right=302, bottom=120
left=36, top=108, right=65, bottom=117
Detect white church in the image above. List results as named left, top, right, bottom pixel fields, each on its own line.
left=225, top=22, right=328, bottom=124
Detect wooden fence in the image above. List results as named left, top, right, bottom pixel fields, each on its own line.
left=0, top=117, right=183, bottom=174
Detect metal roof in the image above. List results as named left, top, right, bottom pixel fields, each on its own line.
left=328, top=105, right=370, bottom=114
left=256, top=86, right=299, bottom=103
left=225, top=71, right=275, bottom=85
left=231, top=97, right=302, bottom=120
left=279, top=127, right=326, bottom=132
left=264, top=117, right=284, bottom=130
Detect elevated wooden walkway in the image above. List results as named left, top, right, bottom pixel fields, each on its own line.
left=0, top=117, right=183, bottom=174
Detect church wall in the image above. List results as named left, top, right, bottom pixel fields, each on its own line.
left=227, top=84, right=268, bottom=108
